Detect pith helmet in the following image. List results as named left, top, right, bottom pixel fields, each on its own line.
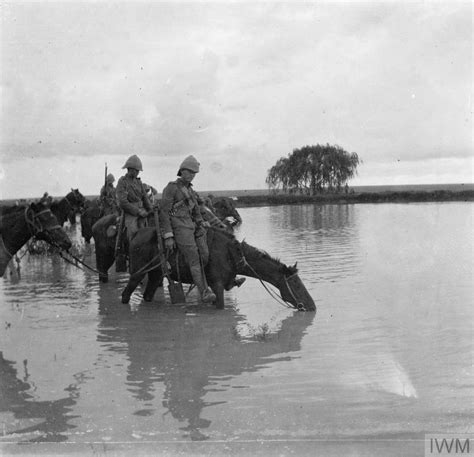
left=106, top=173, right=115, bottom=184
left=122, top=154, right=143, bottom=171
left=178, top=155, right=200, bottom=175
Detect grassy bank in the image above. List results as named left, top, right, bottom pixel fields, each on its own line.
left=234, top=189, right=474, bottom=207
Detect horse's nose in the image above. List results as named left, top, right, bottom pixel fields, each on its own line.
left=297, top=303, right=306, bottom=312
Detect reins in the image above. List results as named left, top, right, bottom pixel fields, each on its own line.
left=57, top=249, right=101, bottom=274
left=240, top=257, right=304, bottom=310
left=128, top=253, right=162, bottom=280
left=24, top=207, right=61, bottom=236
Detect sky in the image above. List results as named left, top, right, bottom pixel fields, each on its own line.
left=1, top=1, right=472, bottom=199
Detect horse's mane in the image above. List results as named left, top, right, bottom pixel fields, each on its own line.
left=241, top=241, right=286, bottom=266
left=240, top=241, right=298, bottom=273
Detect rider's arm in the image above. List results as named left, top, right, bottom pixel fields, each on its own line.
left=160, top=182, right=176, bottom=239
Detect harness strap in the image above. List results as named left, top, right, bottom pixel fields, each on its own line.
left=0, top=234, right=15, bottom=259
left=241, top=258, right=294, bottom=309
left=24, top=207, right=61, bottom=235
left=283, top=275, right=306, bottom=311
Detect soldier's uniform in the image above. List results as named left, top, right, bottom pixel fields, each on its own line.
left=100, top=174, right=118, bottom=215
left=160, top=155, right=215, bottom=303
left=116, top=155, right=151, bottom=240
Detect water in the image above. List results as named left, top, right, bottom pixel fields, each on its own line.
left=0, top=202, right=472, bottom=456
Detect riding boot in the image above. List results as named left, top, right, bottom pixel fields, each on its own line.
left=189, top=264, right=216, bottom=303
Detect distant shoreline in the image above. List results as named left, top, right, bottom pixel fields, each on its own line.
left=1, top=183, right=473, bottom=206
left=235, top=189, right=474, bottom=207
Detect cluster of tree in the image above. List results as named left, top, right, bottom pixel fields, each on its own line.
left=266, top=144, right=360, bottom=195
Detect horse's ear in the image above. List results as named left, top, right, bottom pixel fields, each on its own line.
left=293, top=262, right=298, bottom=269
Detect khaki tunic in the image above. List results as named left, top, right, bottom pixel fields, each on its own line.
left=160, top=179, right=208, bottom=266
left=116, top=175, right=151, bottom=239
left=99, top=183, right=118, bottom=215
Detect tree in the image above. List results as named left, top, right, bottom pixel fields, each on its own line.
left=266, top=144, right=360, bottom=195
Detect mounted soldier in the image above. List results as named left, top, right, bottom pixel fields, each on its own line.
left=160, top=155, right=216, bottom=304
left=116, top=154, right=152, bottom=241
left=100, top=173, right=118, bottom=216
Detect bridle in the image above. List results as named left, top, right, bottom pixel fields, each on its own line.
left=283, top=272, right=306, bottom=311
left=0, top=206, right=62, bottom=261
left=24, top=206, right=61, bottom=238
left=240, top=256, right=306, bottom=311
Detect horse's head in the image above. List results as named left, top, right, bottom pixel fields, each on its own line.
left=213, top=197, right=242, bottom=225
left=27, top=202, right=72, bottom=251
left=67, top=188, right=86, bottom=210
left=278, top=263, right=316, bottom=312
left=240, top=242, right=316, bottom=312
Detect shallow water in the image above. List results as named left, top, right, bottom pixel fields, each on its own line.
left=1, top=202, right=472, bottom=456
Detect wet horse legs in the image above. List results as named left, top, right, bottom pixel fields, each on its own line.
left=143, top=269, right=163, bottom=302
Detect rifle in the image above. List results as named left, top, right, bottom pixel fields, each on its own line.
left=153, top=208, right=185, bottom=304
left=104, top=162, right=108, bottom=192
left=115, top=212, right=127, bottom=273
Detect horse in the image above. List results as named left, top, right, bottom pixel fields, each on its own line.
left=81, top=199, right=103, bottom=244
left=209, top=196, right=242, bottom=225
left=50, top=189, right=86, bottom=226
left=119, top=226, right=315, bottom=311
left=0, top=202, right=72, bottom=277
left=120, top=226, right=245, bottom=308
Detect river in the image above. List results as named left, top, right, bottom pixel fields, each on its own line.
left=1, top=202, right=472, bottom=456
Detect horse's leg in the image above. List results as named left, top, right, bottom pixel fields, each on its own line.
left=143, top=269, right=163, bottom=302
left=121, top=272, right=145, bottom=304
left=211, top=281, right=225, bottom=309
left=96, top=246, right=109, bottom=283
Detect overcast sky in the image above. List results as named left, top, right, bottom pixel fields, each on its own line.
left=1, top=1, right=472, bottom=199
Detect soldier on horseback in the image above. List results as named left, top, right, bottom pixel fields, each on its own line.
left=160, top=155, right=216, bottom=304
left=100, top=173, right=118, bottom=216
left=116, top=155, right=152, bottom=241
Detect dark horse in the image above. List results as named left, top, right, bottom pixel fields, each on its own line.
left=120, top=227, right=316, bottom=311
left=50, top=189, right=86, bottom=226
left=81, top=199, right=103, bottom=243
left=211, top=196, right=242, bottom=225
left=0, top=202, right=72, bottom=277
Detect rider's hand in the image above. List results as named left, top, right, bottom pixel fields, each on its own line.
left=138, top=209, right=148, bottom=218
left=164, top=237, right=175, bottom=251
left=201, top=221, right=211, bottom=228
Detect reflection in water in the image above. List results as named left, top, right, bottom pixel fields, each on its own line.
left=237, top=205, right=361, bottom=284
left=0, top=352, right=79, bottom=442
left=96, top=285, right=315, bottom=441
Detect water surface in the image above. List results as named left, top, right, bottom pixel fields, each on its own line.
left=1, top=202, right=472, bottom=456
